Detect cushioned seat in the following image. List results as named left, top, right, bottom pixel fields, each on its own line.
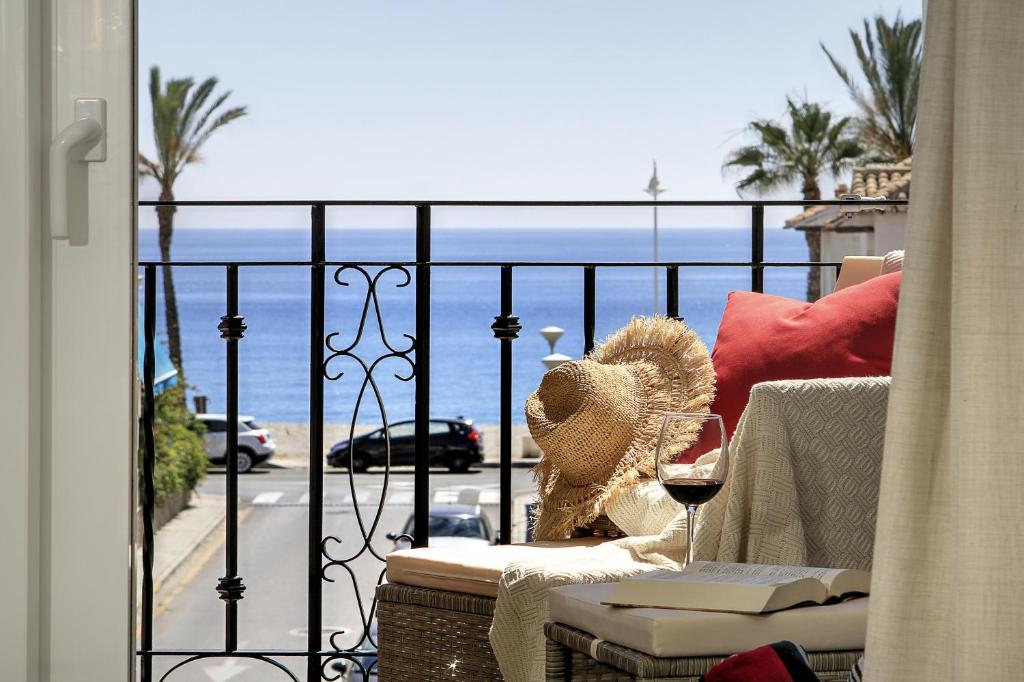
left=834, top=255, right=884, bottom=291
left=548, top=582, right=868, bottom=657
left=386, top=538, right=608, bottom=598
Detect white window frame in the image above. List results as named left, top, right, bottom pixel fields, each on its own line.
left=0, top=1, right=136, bottom=680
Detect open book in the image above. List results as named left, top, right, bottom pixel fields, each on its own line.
left=604, top=561, right=870, bottom=614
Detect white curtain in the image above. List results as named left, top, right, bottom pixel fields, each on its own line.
left=865, top=0, right=1024, bottom=679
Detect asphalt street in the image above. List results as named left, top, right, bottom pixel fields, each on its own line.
left=146, top=466, right=534, bottom=682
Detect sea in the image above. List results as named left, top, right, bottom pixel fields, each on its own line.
left=139, top=227, right=809, bottom=425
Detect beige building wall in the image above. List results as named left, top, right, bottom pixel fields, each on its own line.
left=873, top=212, right=909, bottom=254
left=820, top=230, right=873, bottom=294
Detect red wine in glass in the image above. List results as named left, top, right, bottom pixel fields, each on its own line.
left=661, top=477, right=725, bottom=506
left=655, top=413, right=730, bottom=567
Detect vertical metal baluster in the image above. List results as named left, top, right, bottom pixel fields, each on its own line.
left=666, top=265, right=680, bottom=321
left=751, top=204, right=765, bottom=293
left=140, top=266, right=157, bottom=682
left=491, top=265, right=520, bottom=545
left=583, top=265, right=596, bottom=355
left=307, top=205, right=326, bottom=679
left=414, top=205, right=431, bottom=548
left=217, top=265, right=246, bottom=651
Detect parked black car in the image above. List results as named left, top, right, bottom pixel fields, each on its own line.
left=326, top=418, right=483, bottom=473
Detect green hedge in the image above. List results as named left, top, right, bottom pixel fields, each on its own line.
left=149, top=384, right=207, bottom=504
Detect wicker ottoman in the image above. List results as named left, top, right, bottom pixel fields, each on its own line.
left=377, top=583, right=501, bottom=680
left=544, top=622, right=862, bottom=681
left=544, top=583, right=868, bottom=682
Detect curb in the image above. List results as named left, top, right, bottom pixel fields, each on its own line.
left=480, top=459, right=540, bottom=469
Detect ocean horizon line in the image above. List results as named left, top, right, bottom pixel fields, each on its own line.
left=137, top=224, right=787, bottom=231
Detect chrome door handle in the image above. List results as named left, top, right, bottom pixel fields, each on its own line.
left=50, top=98, right=106, bottom=243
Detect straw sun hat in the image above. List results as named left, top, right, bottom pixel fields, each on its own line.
left=526, top=316, right=716, bottom=540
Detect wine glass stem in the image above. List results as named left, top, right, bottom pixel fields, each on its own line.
left=685, top=504, right=698, bottom=567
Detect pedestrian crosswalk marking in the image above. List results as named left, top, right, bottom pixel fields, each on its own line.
left=249, top=486, right=515, bottom=507
left=252, top=491, right=284, bottom=506
left=388, top=491, right=414, bottom=505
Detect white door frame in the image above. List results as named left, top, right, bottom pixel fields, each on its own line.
left=0, top=0, right=136, bottom=680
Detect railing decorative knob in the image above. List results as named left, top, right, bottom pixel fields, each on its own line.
left=216, top=575, right=247, bottom=602
left=491, top=314, right=522, bottom=340
left=218, top=314, right=247, bottom=340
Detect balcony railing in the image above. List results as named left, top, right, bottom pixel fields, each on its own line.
left=136, top=197, right=904, bottom=681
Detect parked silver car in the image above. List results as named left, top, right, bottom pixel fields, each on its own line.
left=196, top=413, right=275, bottom=473
left=386, top=504, right=494, bottom=550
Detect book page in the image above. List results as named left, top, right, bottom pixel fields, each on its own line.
left=624, top=568, right=815, bottom=587
left=607, top=568, right=827, bottom=613
left=684, top=561, right=868, bottom=593
left=686, top=561, right=846, bottom=580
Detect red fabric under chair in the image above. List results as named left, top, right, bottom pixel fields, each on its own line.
left=702, top=641, right=821, bottom=682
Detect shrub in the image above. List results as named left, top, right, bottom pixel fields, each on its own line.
left=147, top=384, right=207, bottom=504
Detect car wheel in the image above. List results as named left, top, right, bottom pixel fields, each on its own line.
left=237, top=450, right=254, bottom=474
left=350, top=452, right=370, bottom=473
left=447, top=452, right=471, bottom=473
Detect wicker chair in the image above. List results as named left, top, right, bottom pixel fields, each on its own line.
left=377, top=526, right=618, bottom=681
left=377, top=584, right=501, bottom=680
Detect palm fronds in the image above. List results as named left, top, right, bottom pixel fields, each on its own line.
left=140, top=66, right=249, bottom=189
left=724, top=97, right=862, bottom=201
left=821, top=13, right=921, bottom=161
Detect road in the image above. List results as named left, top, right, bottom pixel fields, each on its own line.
left=147, top=466, right=535, bottom=682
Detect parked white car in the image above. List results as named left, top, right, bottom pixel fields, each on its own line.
left=196, top=414, right=275, bottom=473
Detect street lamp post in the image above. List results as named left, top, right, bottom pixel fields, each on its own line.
left=644, top=160, right=667, bottom=314
left=539, top=326, right=570, bottom=370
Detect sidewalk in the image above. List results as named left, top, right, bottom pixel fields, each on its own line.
left=151, top=492, right=225, bottom=591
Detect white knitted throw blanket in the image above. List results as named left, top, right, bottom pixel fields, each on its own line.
left=489, top=377, right=890, bottom=682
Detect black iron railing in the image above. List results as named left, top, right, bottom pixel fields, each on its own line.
left=136, top=198, right=905, bottom=681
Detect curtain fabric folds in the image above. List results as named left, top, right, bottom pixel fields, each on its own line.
left=865, top=0, right=1024, bottom=678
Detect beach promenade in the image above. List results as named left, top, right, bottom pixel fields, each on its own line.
left=265, top=421, right=539, bottom=465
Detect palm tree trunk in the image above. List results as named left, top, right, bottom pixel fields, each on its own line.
left=157, top=187, right=184, bottom=377
left=803, top=230, right=822, bottom=302
left=802, top=177, right=823, bottom=302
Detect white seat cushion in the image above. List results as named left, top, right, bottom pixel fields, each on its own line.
left=385, top=538, right=608, bottom=598
left=548, top=582, right=868, bottom=657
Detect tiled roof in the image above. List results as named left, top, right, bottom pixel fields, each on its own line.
left=784, top=203, right=831, bottom=228
left=785, top=157, right=912, bottom=229
left=850, top=157, right=912, bottom=200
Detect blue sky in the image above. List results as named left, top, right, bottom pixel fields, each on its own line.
left=138, top=0, right=921, bottom=229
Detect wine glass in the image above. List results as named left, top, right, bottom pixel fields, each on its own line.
left=655, top=413, right=729, bottom=567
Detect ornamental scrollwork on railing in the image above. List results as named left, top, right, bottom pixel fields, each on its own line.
left=320, top=264, right=416, bottom=678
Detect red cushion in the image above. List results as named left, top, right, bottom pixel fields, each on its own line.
left=702, top=271, right=901, bottom=452
left=703, top=643, right=805, bottom=682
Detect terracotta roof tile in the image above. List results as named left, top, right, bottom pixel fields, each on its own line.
left=851, top=158, right=912, bottom=199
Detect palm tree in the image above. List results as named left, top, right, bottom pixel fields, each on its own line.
left=821, top=13, right=922, bottom=162
left=724, top=97, right=862, bottom=301
left=139, top=66, right=247, bottom=374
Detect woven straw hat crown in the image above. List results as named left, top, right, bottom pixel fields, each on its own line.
left=527, top=361, right=643, bottom=485
left=527, top=316, right=715, bottom=539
